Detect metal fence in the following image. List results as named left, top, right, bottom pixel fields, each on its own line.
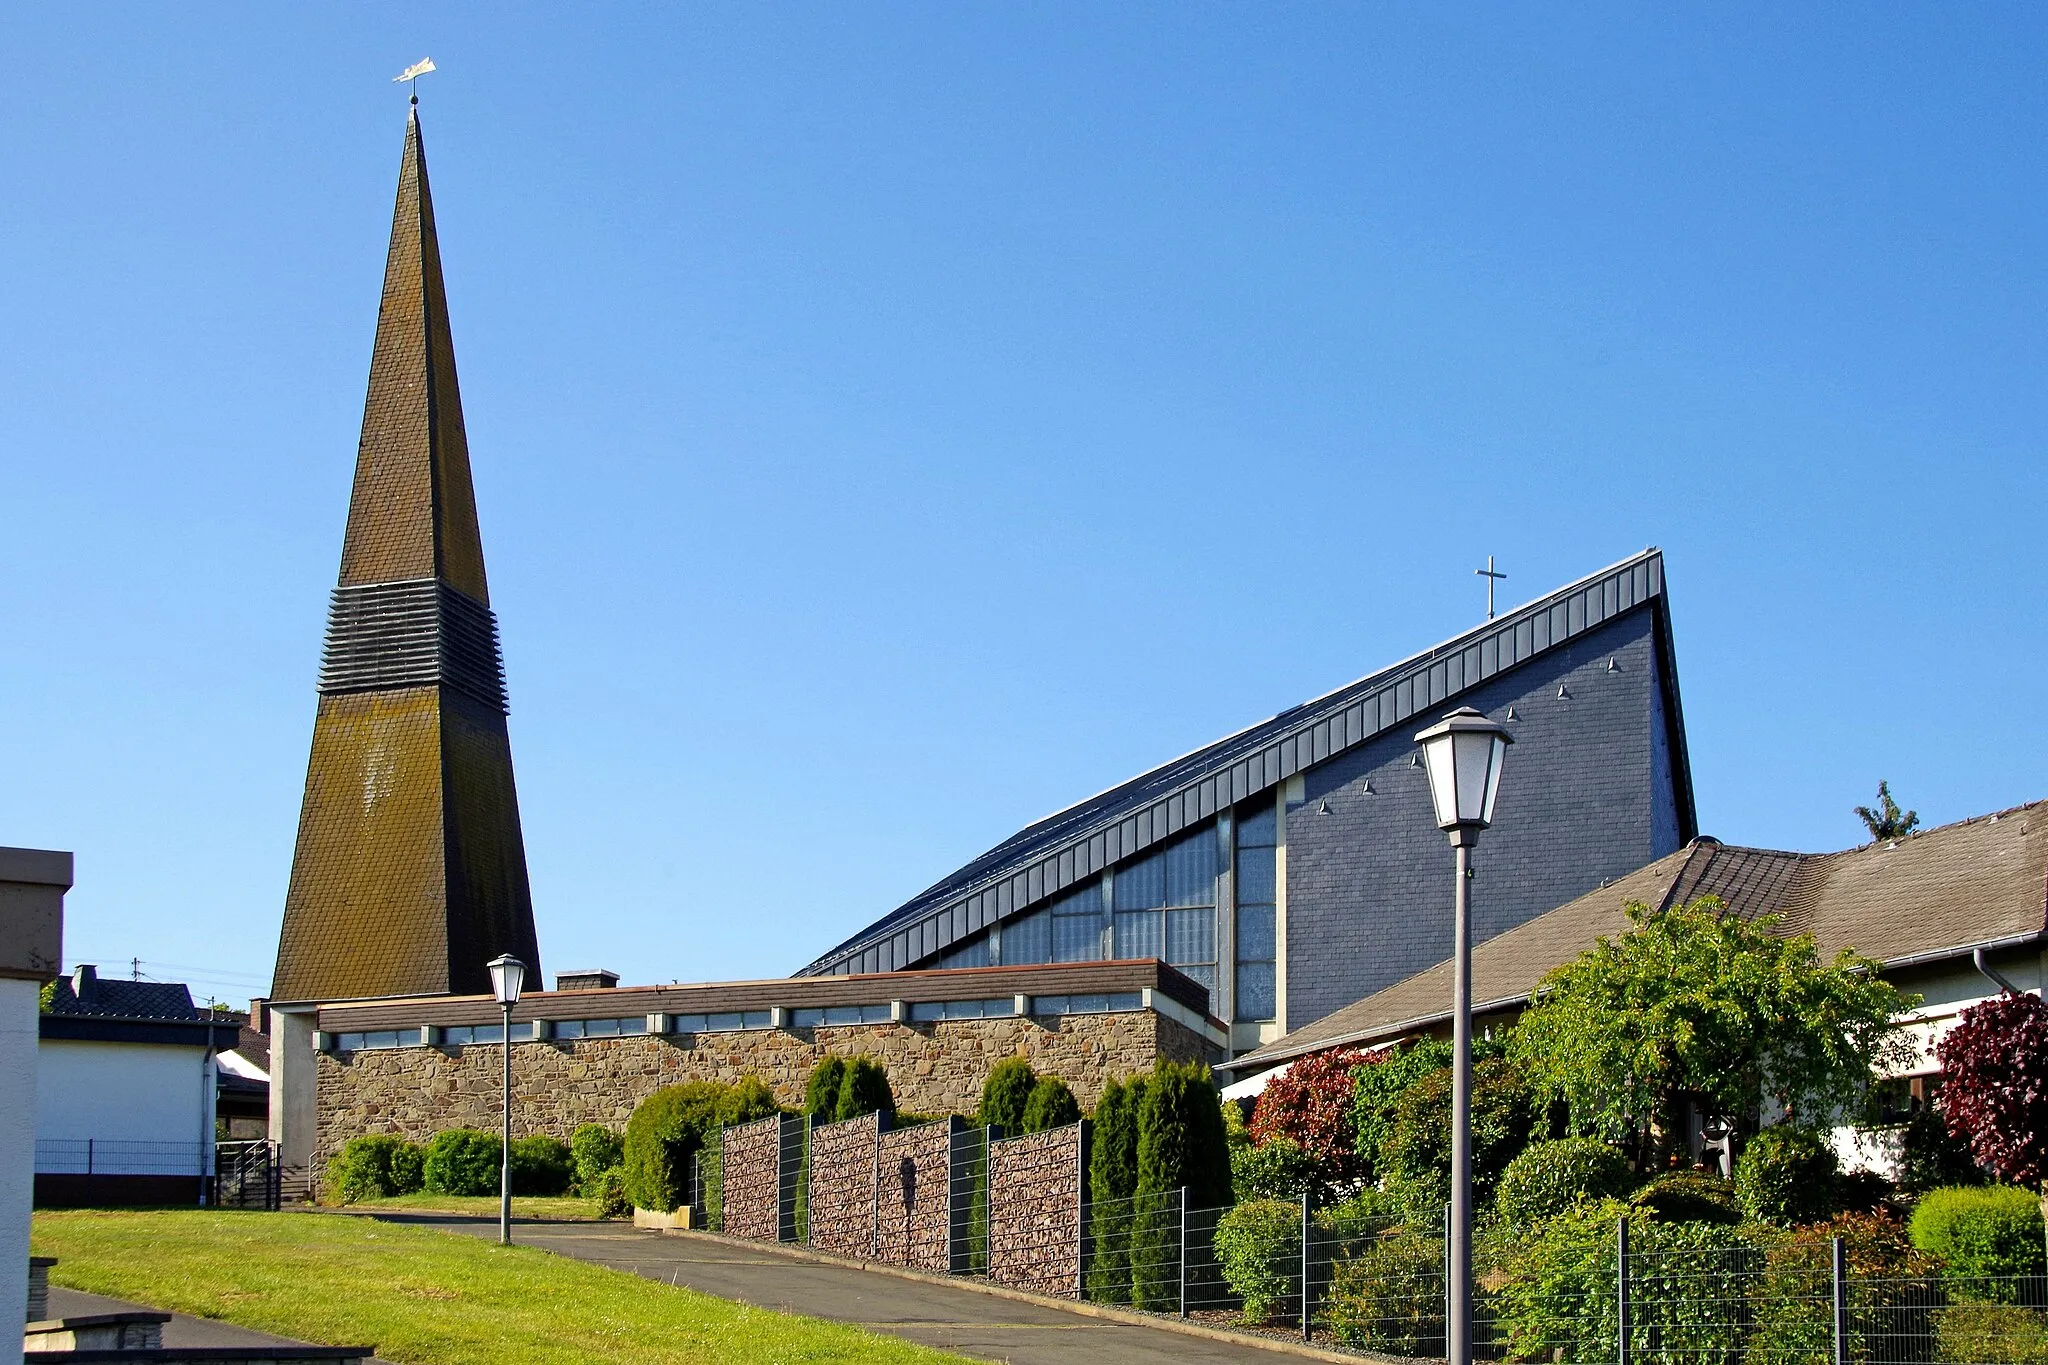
left=33, top=1138, right=208, bottom=1176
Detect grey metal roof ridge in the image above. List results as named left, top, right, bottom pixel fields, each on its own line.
left=799, top=548, right=1677, bottom=978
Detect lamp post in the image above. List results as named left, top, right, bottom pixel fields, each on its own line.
left=486, top=953, right=526, bottom=1246
left=1412, top=706, right=1512, bottom=1365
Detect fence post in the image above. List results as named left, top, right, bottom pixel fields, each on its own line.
left=1616, top=1214, right=1631, bottom=1365
left=1178, top=1187, right=1188, bottom=1319
left=1300, top=1189, right=1312, bottom=1341
left=1832, top=1234, right=1848, bottom=1365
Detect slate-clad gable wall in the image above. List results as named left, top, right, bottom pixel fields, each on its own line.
left=1284, top=608, right=1676, bottom=1029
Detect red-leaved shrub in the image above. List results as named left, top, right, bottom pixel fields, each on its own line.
left=1937, top=991, right=2048, bottom=1189
left=1251, top=1048, right=1374, bottom=1177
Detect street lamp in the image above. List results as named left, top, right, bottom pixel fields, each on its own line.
left=1412, top=706, right=1512, bottom=1365
left=486, top=953, right=526, bottom=1246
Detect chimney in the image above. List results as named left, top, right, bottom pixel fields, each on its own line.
left=71, top=963, right=97, bottom=1000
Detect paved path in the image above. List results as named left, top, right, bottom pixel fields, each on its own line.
left=45, top=1287, right=391, bottom=1361
left=395, top=1214, right=1328, bottom=1365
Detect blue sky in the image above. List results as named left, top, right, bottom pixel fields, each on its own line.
left=3, top=7, right=2043, bottom=1007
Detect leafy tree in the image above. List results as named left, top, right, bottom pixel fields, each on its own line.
left=1936, top=990, right=2048, bottom=1192
left=1379, top=1056, right=1534, bottom=1216
left=1855, top=781, right=1920, bottom=842
left=802, top=1057, right=847, bottom=1119
left=1509, top=897, right=1911, bottom=1166
left=1249, top=1047, right=1372, bottom=1180
left=977, top=1057, right=1036, bottom=1132
left=1351, top=1038, right=1453, bottom=1178
left=833, top=1057, right=893, bottom=1122
left=622, top=1082, right=729, bottom=1212
left=569, top=1124, right=623, bottom=1195
left=1021, top=1076, right=1080, bottom=1132
left=1734, top=1125, right=1840, bottom=1225
left=721, top=1074, right=782, bottom=1126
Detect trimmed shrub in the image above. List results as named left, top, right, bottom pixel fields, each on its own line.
left=1748, top=1212, right=1937, bottom=1365
left=1326, top=1231, right=1444, bottom=1355
left=1935, top=1303, right=2048, bottom=1364
left=509, top=1135, right=574, bottom=1196
left=1909, top=1185, right=2046, bottom=1301
left=1088, top=1076, right=1142, bottom=1304
left=1495, top=1138, right=1631, bottom=1229
left=1380, top=1057, right=1533, bottom=1209
left=803, top=1057, right=847, bottom=1119
left=1022, top=1077, right=1080, bottom=1133
left=569, top=1124, right=623, bottom=1195
left=325, top=1135, right=424, bottom=1204
left=388, top=1140, right=425, bottom=1194
left=1215, top=1199, right=1301, bottom=1323
left=622, top=1082, right=729, bottom=1213
left=423, top=1129, right=501, bottom=1196
left=591, top=1165, right=631, bottom=1219
left=1493, top=1199, right=1753, bottom=1364
left=1249, top=1048, right=1373, bottom=1180
left=721, top=1074, right=781, bottom=1126
left=1629, top=1171, right=1742, bottom=1225
left=1735, top=1125, right=1840, bottom=1225
left=1351, top=1038, right=1453, bottom=1178
left=1899, top=1101, right=1984, bottom=1193
left=833, top=1057, right=893, bottom=1121
left=978, top=1057, right=1036, bottom=1133
left=1131, top=1060, right=1232, bottom=1309
left=1231, top=1135, right=1317, bottom=1203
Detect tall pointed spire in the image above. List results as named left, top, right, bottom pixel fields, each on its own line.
left=272, top=107, right=540, bottom=1003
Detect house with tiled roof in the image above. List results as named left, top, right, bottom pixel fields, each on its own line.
left=1220, top=800, right=2048, bottom=1167
left=36, top=964, right=239, bottom=1207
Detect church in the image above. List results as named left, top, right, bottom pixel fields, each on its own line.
left=261, top=101, right=1694, bottom=1178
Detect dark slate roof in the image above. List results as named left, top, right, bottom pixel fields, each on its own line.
left=799, top=548, right=1692, bottom=977
left=44, top=973, right=200, bottom=1022
left=1228, top=799, right=2048, bottom=1073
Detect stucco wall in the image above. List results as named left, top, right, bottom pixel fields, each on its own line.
left=0, top=977, right=39, bottom=1365
left=314, top=1009, right=1205, bottom=1166
left=35, top=1038, right=210, bottom=1171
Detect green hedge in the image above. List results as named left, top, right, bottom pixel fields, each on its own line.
left=1132, top=1060, right=1230, bottom=1310
left=978, top=1057, right=1035, bottom=1132
left=509, top=1136, right=574, bottom=1196
left=1495, top=1138, right=1631, bottom=1228
left=1087, top=1075, right=1142, bottom=1304
left=833, top=1058, right=893, bottom=1121
left=1231, top=1135, right=1317, bottom=1204
left=1747, top=1212, right=1936, bottom=1365
left=1215, top=1199, right=1300, bottom=1323
left=325, top=1135, right=425, bottom=1204
left=569, top=1124, right=623, bottom=1195
left=1910, top=1185, right=2047, bottom=1301
left=1735, top=1126, right=1840, bottom=1226
left=1325, top=1231, right=1444, bottom=1355
left=423, top=1129, right=501, bottom=1196
left=1379, top=1056, right=1533, bottom=1212
left=1934, top=1303, right=2048, bottom=1364
left=804, top=1058, right=846, bottom=1119
left=622, top=1083, right=731, bottom=1213
left=1022, top=1077, right=1080, bottom=1133
left=1629, top=1171, right=1742, bottom=1226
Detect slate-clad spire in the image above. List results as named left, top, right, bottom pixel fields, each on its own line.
left=272, top=105, right=540, bottom=1003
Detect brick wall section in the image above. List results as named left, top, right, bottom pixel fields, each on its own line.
left=875, top=1117, right=960, bottom=1272
left=987, top=1122, right=1088, bottom=1299
left=312, top=1010, right=1205, bottom=1167
left=1285, top=607, right=1679, bottom=1029
left=718, top=1113, right=785, bottom=1243
left=807, top=1112, right=884, bottom=1260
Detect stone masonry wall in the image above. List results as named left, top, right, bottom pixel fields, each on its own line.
left=718, top=1113, right=784, bottom=1243
left=875, top=1117, right=959, bottom=1273
left=987, top=1121, right=1088, bottom=1299
left=807, top=1111, right=883, bottom=1260
left=314, top=1010, right=1195, bottom=1167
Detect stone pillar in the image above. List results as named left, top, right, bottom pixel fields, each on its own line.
left=0, top=845, right=70, bottom=1365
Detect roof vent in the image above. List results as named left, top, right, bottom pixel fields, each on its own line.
left=1607, top=656, right=1620, bottom=672
left=1557, top=683, right=1571, bottom=699
left=1505, top=705, right=1517, bottom=721
left=1360, top=779, right=1374, bottom=795
left=71, top=963, right=96, bottom=1000
left=1316, top=799, right=1330, bottom=815
left=554, top=969, right=619, bottom=991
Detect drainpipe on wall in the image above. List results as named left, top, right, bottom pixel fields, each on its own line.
left=1972, top=947, right=2022, bottom=996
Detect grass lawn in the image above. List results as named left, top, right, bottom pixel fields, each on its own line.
left=33, top=1210, right=971, bottom=1365
left=326, top=1192, right=612, bottom=1221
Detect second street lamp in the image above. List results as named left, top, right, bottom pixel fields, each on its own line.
left=1412, top=706, right=1512, bottom=1365
left=486, top=953, right=527, bottom=1247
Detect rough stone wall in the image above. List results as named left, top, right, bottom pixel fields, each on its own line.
left=1286, top=608, right=1679, bottom=1029
left=718, top=1113, right=784, bottom=1243
left=987, top=1121, right=1088, bottom=1299
left=875, top=1117, right=958, bottom=1273
left=807, top=1112, right=882, bottom=1260
left=313, top=1011, right=1183, bottom=1166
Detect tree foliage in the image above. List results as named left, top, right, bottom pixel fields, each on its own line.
left=1508, top=897, right=1911, bottom=1159
left=832, top=1057, right=893, bottom=1122
left=802, top=1058, right=846, bottom=1119
left=1249, top=1047, right=1372, bottom=1179
left=1351, top=1039, right=1453, bottom=1178
left=1855, top=781, right=1920, bottom=842
left=1021, top=1076, right=1080, bottom=1132
left=978, top=1057, right=1036, bottom=1133
left=1935, top=990, right=2048, bottom=1190
left=1379, top=1056, right=1534, bottom=1216
left=622, top=1081, right=731, bottom=1212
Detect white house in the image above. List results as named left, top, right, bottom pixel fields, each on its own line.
left=35, top=964, right=239, bottom=1206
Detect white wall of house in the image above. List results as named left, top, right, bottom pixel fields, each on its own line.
left=36, top=1038, right=214, bottom=1175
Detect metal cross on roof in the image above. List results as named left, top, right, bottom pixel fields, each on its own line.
left=1476, top=556, right=1507, bottom=619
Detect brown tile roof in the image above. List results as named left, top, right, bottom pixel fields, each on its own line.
left=1234, top=800, right=2048, bottom=1072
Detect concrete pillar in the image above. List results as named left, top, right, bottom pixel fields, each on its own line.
left=268, top=1007, right=319, bottom=1182
left=0, top=845, right=70, bottom=1365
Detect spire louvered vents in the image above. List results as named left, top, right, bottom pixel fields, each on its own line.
left=317, top=579, right=507, bottom=712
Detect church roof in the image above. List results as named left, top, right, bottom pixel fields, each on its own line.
left=798, top=548, right=1692, bottom=977
left=1228, top=798, right=2048, bottom=1073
